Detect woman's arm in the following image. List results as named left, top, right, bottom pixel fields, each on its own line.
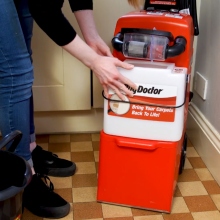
left=28, top=0, right=137, bottom=99
left=74, top=10, right=112, bottom=57
left=62, top=35, right=136, bottom=100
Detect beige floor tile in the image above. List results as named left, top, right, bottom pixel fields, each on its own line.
left=49, top=134, right=70, bottom=143
left=171, top=197, right=189, bottom=213
left=195, top=168, right=214, bottom=181
left=72, top=187, right=97, bottom=203
left=44, top=203, right=73, bottom=220
left=92, top=133, right=100, bottom=141
left=75, top=162, right=96, bottom=174
left=131, top=208, right=159, bottom=216
left=184, top=158, right=193, bottom=169
left=211, top=194, right=220, bottom=210
left=49, top=176, right=72, bottom=189
left=55, top=152, right=71, bottom=161
left=178, top=181, right=208, bottom=196
left=191, top=211, right=220, bottom=220
left=186, top=147, right=199, bottom=157
left=102, top=203, right=132, bottom=218
left=71, top=141, right=93, bottom=152
left=94, top=151, right=99, bottom=162
left=134, top=216, right=164, bottom=220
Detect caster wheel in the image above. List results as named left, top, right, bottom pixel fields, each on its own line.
left=179, top=134, right=187, bottom=174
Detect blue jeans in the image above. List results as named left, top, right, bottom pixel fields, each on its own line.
left=0, top=0, right=34, bottom=162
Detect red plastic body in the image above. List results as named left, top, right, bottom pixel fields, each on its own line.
left=97, top=10, right=194, bottom=212
left=97, top=131, right=184, bottom=212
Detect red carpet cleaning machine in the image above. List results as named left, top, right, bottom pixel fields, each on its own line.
left=97, top=0, right=199, bottom=213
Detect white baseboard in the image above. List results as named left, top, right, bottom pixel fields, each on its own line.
left=186, top=103, right=220, bottom=185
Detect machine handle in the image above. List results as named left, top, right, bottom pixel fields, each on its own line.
left=112, top=33, right=187, bottom=58
left=0, top=130, right=22, bottom=152
left=190, top=0, right=199, bottom=36
left=116, top=139, right=159, bottom=151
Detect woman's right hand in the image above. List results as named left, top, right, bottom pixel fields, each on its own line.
left=62, top=35, right=137, bottom=100
left=90, top=55, right=137, bottom=100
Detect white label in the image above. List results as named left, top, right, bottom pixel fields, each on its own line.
left=109, top=83, right=177, bottom=98
left=147, top=12, right=164, bottom=16
left=165, top=14, right=183, bottom=19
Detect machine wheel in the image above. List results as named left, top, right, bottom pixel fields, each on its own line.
left=179, top=134, right=188, bottom=174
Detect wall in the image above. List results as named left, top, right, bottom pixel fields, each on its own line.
left=186, top=0, right=220, bottom=185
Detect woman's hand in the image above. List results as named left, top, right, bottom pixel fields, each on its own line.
left=63, top=35, right=137, bottom=100
left=90, top=55, right=137, bottom=100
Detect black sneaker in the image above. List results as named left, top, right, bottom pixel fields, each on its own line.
left=23, top=174, right=70, bottom=218
left=32, top=145, right=76, bottom=177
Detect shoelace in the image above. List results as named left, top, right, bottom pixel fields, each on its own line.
left=37, top=173, right=54, bottom=191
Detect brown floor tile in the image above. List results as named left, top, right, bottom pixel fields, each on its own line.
left=48, top=142, right=71, bottom=152
left=72, top=174, right=98, bottom=187
left=71, top=151, right=95, bottom=162
left=93, top=141, right=100, bottom=151
left=187, top=157, right=207, bottom=168
left=91, top=133, right=100, bottom=141
left=70, top=133, right=92, bottom=142
left=178, top=169, right=200, bottom=182
left=54, top=188, right=73, bottom=203
left=96, top=161, right=99, bottom=173
left=73, top=202, right=103, bottom=220
left=36, top=134, right=49, bottom=143
left=49, top=134, right=70, bottom=143
left=131, top=208, right=159, bottom=216
left=105, top=218, right=134, bottom=220
left=174, top=186, right=182, bottom=197
left=22, top=208, right=43, bottom=220
left=184, top=195, right=218, bottom=212
left=187, top=140, right=194, bottom=148
left=202, top=180, right=220, bottom=194
left=163, top=213, right=193, bottom=220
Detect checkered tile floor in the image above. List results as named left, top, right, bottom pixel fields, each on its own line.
left=22, top=133, right=220, bottom=220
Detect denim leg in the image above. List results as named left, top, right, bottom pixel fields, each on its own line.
left=15, top=0, right=36, bottom=143
left=0, top=0, right=34, bottom=161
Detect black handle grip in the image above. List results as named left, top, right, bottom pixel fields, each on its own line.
left=0, top=130, right=22, bottom=152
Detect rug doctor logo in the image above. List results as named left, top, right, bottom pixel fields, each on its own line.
left=125, top=83, right=177, bottom=98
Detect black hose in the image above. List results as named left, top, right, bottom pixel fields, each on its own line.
left=166, top=36, right=187, bottom=58
left=111, top=33, right=123, bottom=52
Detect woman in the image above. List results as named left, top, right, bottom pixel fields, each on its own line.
left=0, top=0, right=139, bottom=218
